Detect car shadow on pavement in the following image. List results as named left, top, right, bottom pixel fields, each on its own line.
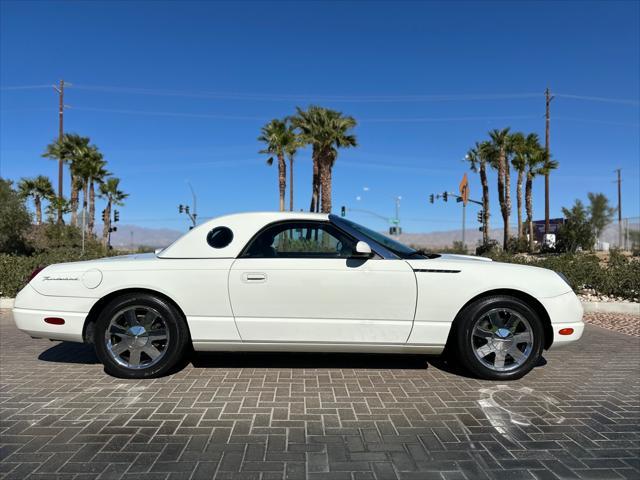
left=36, top=341, right=547, bottom=378
left=190, top=351, right=432, bottom=370
left=38, top=341, right=100, bottom=364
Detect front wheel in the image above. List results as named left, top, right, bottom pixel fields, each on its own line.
left=453, top=295, right=544, bottom=380
left=94, top=293, right=189, bottom=378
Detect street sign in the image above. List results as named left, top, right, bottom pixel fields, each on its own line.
left=459, top=173, right=469, bottom=206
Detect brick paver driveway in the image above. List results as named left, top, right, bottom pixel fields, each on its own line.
left=1, top=309, right=639, bottom=480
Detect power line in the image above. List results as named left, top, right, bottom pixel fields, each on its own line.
left=67, top=105, right=268, bottom=121
left=0, top=85, right=51, bottom=90
left=555, top=93, right=640, bottom=107
left=68, top=85, right=544, bottom=103
left=2, top=83, right=638, bottom=106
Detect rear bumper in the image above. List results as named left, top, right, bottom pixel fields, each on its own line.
left=540, top=291, right=585, bottom=348
left=13, top=284, right=92, bottom=343
left=13, top=308, right=86, bottom=342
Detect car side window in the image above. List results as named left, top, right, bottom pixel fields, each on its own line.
left=242, top=222, right=356, bottom=258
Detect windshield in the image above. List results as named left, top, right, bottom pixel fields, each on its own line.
left=335, top=217, right=425, bottom=259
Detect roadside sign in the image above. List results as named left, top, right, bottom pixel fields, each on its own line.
left=459, top=173, right=469, bottom=205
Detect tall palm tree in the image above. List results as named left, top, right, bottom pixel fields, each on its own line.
left=488, top=128, right=511, bottom=249
left=99, top=177, right=128, bottom=247
left=292, top=106, right=323, bottom=212
left=510, top=132, right=527, bottom=240
left=525, top=142, right=548, bottom=252
left=258, top=119, right=298, bottom=212
left=465, top=142, right=492, bottom=245
left=75, top=145, right=109, bottom=235
left=284, top=125, right=303, bottom=211
left=536, top=154, right=559, bottom=246
left=18, top=175, right=55, bottom=225
left=43, top=133, right=91, bottom=226
left=293, top=106, right=357, bottom=213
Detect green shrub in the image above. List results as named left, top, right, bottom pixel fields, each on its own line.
left=0, top=247, right=112, bottom=297
left=482, top=250, right=639, bottom=301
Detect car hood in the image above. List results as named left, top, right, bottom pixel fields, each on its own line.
left=405, top=256, right=573, bottom=298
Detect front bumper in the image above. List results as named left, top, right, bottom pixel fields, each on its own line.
left=539, top=291, right=585, bottom=348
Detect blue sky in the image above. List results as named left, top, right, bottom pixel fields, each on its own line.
left=1, top=0, right=638, bottom=234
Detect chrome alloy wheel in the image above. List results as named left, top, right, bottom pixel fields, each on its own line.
left=471, top=308, right=533, bottom=372
left=105, top=306, right=170, bottom=369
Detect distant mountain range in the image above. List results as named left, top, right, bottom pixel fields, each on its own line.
left=106, top=223, right=509, bottom=250
left=107, top=224, right=183, bottom=249
left=105, top=219, right=637, bottom=251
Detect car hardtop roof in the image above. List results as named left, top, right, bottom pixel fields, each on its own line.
left=157, top=211, right=332, bottom=259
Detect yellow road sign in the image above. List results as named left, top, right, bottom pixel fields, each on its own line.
left=459, top=173, right=469, bottom=206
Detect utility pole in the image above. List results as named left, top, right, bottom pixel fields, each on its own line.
left=53, top=79, right=65, bottom=224
left=394, top=196, right=402, bottom=236
left=615, top=168, right=622, bottom=248
left=544, top=87, right=554, bottom=235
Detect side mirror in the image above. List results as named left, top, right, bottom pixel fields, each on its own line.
left=352, top=241, right=373, bottom=258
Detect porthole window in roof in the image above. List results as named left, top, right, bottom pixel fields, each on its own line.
left=207, top=227, right=233, bottom=249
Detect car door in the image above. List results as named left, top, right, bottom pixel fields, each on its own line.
left=228, top=221, right=417, bottom=344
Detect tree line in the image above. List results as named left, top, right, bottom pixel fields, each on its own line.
left=258, top=105, right=357, bottom=214
left=465, top=127, right=620, bottom=253
left=18, top=134, right=128, bottom=247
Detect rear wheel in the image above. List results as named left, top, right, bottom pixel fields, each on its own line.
left=453, top=295, right=544, bottom=380
left=94, top=293, right=189, bottom=378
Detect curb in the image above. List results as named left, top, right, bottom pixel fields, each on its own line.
left=0, top=298, right=14, bottom=309
left=581, top=301, right=640, bottom=315
left=1, top=297, right=638, bottom=315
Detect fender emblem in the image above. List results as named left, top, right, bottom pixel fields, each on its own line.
left=42, top=276, right=79, bottom=281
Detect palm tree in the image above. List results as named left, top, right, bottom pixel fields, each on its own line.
left=18, top=175, right=55, bottom=225
left=284, top=125, right=303, bottom=211
left=43, top=133, right=91, bottom=226
left=488, top=128, right=511, bottom=249
left=510, top=132, right=527, bottom=240
left=525, top=142, right=548, bottom=252
left=258, top=119, right=298, bottom=211
left=292, top=106, right=323, bottom=212
left=293, top=106, right=357, bottom=213
left=45, top=196, right=71, bottom=224
left=541, top=153, right=559, bottom=239
left=99, top=177, right=128, bottom=247
left=75, top=145, right=109, bottom=235
left=465, top=142, right=492, bottom=245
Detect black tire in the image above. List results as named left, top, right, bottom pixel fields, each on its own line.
left=452, top=295, right=545, bottom=380
left=94, top=293, right=190, bottom=379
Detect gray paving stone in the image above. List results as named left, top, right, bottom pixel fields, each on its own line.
left=1, top=310, right=639, bottom=480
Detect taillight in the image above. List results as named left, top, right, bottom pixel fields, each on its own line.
left=27, top=266, right=46, bottom=283
left=559, top=328, right=574, bottom=336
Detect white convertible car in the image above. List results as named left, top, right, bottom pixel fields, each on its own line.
left=13, top=212, right=583, bottom=380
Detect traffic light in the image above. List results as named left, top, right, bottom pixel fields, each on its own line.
left=477, top=210, right=484, bottom=223
left=101, top=209, right=107, bottom=222
left=178, top=204, right=184, bottom=213
left=341, top=206, right=346, bottom=217
left=185, top=205, right=190, bottom=214
left=113, top=210, right=120, bottom=222
left=429, top=194, right=434, bottom=204
left=442, top=191, right=448, bottom=202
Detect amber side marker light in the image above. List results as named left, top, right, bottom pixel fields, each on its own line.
left=44, top=317, right=65, bottom=325
left=558, top=328, right=574, bottom=335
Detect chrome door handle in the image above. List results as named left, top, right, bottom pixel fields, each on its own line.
left=242, top=272, right=267, bottom=283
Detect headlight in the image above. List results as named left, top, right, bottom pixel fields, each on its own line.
left=555, top=271, right=571, bottom=287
